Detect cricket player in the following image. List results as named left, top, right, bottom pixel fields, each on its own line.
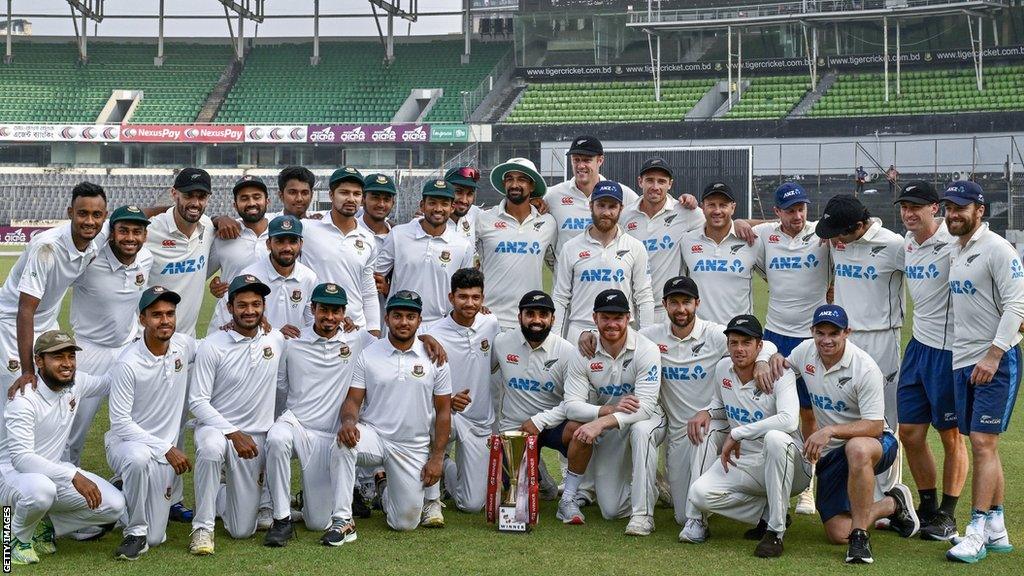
left=66, top=205, right=153, bottom=466
left=552, top=181, right=655, bottom=343
left=679, top=182, right=759, bottom=325
left=420, top=268, right=500, bottom=523
left=476, top=157, right=557, bottom=330
left=206, top=176, right=271, bottom=335
left=687, top=315, right=811, bottom=558
left=0, top=330, right=124, bottom=566
left=359, top=173, right=397, bottom=333
left=943, top=181, right=1024, bottom=563
left=781, top=305, right=919, bottom=564
left=557, top=289, right=664, bottom=536
left=752, top=182, right=831, bottom=515
left=188, top=275, right=285, bottom=554
left=213, top=167, right=325, bottom=239
left=105, top=286, right=195, bottom=560
left=301, top=167, right=381, bottom=333
left=620, top=157, right=703, bottom=315
left=0, top=182, right=105, bottom=408
left=375, top=180, right=475, bottom=324
left=893, top=181, right=967, bottom=541
left=445, top=166, right=482, bottom=248
left=546, top=136, right=639, bottom=254
left=334, top=290, right=453, bottom=537
left=144, top=168, right=216, bottom=337
left=263, top=283, right=376, bottom=547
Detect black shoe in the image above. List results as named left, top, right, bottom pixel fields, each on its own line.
left=291, top=490, right=304, bottom=512
left=372, top=472, right=387, bottom=513
left=920, top=510, right=959, bottom=541
left=744, top=514, right=791, bottom=541
left=321, top=519, right=358, bottom=547
left=114, top=535, right=149, bottom=561
left=845, top=529, right=874, bottom=564
left=169, top=502, right=194, bottom=523
left=885, top=484, right=921, bottom=538
left=352, top=488, right=372, bottom=519
left=263, top=518, right=294, bottom=547
left=754, top=530, right=784, bottom=558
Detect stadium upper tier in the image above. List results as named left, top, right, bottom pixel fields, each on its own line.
left=504, top=79, right=715, bottom=123
left=721, top=75, right=809, bottom=120
left=216, top=41, right=511, bottom=124
left=0, top=43, right=231, bottom=124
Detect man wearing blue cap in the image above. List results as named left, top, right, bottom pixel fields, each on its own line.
left=552, top=180, right=655, bottom=344
left=777, top=304, right=919, bottom=564
left=752, top=182, right=831, bottom=515
left=943, top=181, right=1024, bottom=563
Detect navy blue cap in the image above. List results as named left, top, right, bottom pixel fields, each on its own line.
left=812, top=304, right=849, bottom=330
left=774, top=182, right=809, bottom=209
left=591, top=180, right=624, bottom=204
left=942, top=180, right=985, bottom=206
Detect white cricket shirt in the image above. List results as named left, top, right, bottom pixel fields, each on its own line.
left=903, top=220, right=956, bottom=351
left=829, top=218, right=905, bottom=332
left=621, top=196, right=705, bottom=305
left=71, top=243, right=154, bottom=348
left=706, top=358, right=800, bottom=453
left=144, top=208, right=215, bottom=337
left=680, top=223, right=759, bottom=326
left=300, top=218, right=381, bottom=330
left=209, top=256, right=319, bottom=330
left=546, top=176, right=640, bottom=254
left=753, top=220, right=831, bottom=337
left=423, top=313, right=501, bottom=429
left=207, top=220, right=270, bottom=332
left=492, top=330, right=575, bottom=432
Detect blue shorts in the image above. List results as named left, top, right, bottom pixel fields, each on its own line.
left=953, top=346, right=1022, bottom=435
left=764, top=329, right=811, bottom=409
left=897, top=338, right=957, bottom=430
left=538, top=422, right=569, bottom=457
left=816, top=432, right=899, bottom=523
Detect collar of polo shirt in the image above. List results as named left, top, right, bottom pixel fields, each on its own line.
left=596, top=327, right=638, bottom=359
left=849, top=218, right=883, bottom=244
left=60, top=223, right=94, bottom=259
left=668, top=316, right=707, bottom=342
left=34, top=374, right=65, bottom=403
left=517, top=330, right=554, bottom=351
left=820, top=343, right=856, bottom=374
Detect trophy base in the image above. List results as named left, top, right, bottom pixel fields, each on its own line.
left=497, top=506, right=530, bottom=532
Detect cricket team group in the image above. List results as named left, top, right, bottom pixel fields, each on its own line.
left=0, top=135, right=1020, bottom=566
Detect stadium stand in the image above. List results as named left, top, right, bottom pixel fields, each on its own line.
left=721, top=75, right=809, bottom=119
left=215, top=41, right=510, bottom=124
left=0, top=42, right=231, bottom=124
left=808, top=65, right=1024, bottom=117
left=504, top=78, right=715, bottom=124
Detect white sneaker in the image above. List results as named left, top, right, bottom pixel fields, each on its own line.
left=795, top=485, right=816, bottom=515
left=985, top=508, right=1014, bottom=552
left=420, top=499, right=445, bottom=528
left=256, top=507, right=273, bottom=531
left=678, top=518, right=708, bottom=543
left=656, top=476, right=673, bottom=508
left=874, top=517, right=891, bottom=530
left=539, top=478, right=560, bottom=501
left=624, top=515, right=654, bottom=536
left=189, top=528, right=215, bottom=556
left=556, top=498, right=585, bottom=525
left=947, top=524, right=987, bottom=564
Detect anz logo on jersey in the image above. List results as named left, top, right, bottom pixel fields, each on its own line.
left=811, top=393, right=849, bottom=413
left=159, top=255, right=206, bottom=275
left=597, top=383, right=634, bottom=396
left=494, top=240, right=542, bottom=255
left=642, top=235, right=675, bottom=253
left=1011, top=259, right=1024, bottom=279
left=561, top=217, right=591, bottom=230
left=905, top=263, right=941, bottom=280
left=834, top=263, right=878, bottom=280
left=662, top=364, right=707, bottom=381
left=692, top=259, right=745, bottom=273
left=768, top=254, right=821, bottom=270
left=507, top=378, right=555, bottom=393
left=579, top=268, right=626, bottom=282
left=726, top=404, right=764, bottom=424
left=949, top=279, right=978, bottom=295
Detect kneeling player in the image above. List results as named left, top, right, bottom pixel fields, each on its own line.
left=778, top=305, right=919, bottom=564
left=334, top=291, right=453, bottom=537
left=687, top=315, right=811, bottom=558
left=557, top=289, right=664, bottom=536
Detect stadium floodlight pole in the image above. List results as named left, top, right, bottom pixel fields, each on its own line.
left=311, top=0, right=320, bottom=66
left=895, top=19, right=901, bottom=96
left=883, top=16, right=889, bottom=103
left=736, top=28, right=742, bottom=103
left=155, top=0, right=164, bottom=66
left=727, top=25, right=732, bottom=110
left=65, top=0, right=103, bottom=22
left=5, top=0, right=11, bottom=64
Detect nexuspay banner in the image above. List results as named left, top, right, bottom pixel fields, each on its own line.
left=119, top=124, right=245, bottom=143
left=0, top=124, right=120, bottom=142
left=306, top=124, right=431, bottom=144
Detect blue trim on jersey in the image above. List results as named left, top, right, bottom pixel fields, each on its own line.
left=1003, top=348, right=1019, bottom=427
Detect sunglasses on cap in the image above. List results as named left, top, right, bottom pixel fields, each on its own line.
left=455, top=167, right=480, bottom=182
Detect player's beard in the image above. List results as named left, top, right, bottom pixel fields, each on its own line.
left=520, top=322, right=552, bottom=344
left=239, top=208, right=266, bottom=224
left=272, top=251, right=296, bottom=267
left=506, top=187, right=529, bottom=205
left=39, top=365, right=75, bottom=391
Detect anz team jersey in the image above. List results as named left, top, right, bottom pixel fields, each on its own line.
left=145, top=208, right=215, bottom=337
left=829, top=218, right=905, bottom=332
left=754, top=221, right=831, bottom=337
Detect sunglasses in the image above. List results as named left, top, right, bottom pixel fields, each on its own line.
left=455, top=167, right=480, bottom=182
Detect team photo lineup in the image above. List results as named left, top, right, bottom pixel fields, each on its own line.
left=2, top=132, right=1022, bottom=569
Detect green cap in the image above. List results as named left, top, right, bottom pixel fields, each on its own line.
left=228, top=274, right=271, bottom=298
left=444, top=166, right=480, bottom=190
left=363, top=173, right=397, bottom=195
left=386, top=289, right=423, bottom=312
left=34, top=329, right=82, bottom=355
left=329, top=166, right=365, bottom=188
left=311, top=282, right=348, bottom=307
left=109, top=205, right=150, bottom=227
left=138, top=285, right=181, bottom=313
left=421, top=179, right=455, bottom=200
left=268, top=215, right=303, bottom=238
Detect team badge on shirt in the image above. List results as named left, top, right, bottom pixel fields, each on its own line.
left=837, top=376, right=852, bottom=388
left=290, top=289, right=303, bottom=303
left=263, top=346, right=274, bottom=360
left=354, top=238, right=365, bottom=251
left=135, top=273, right=146, bottom=286
left=439, top=250, right=451, bottom=264
left=412, top=364, right=425, bottom=377
left=174, top=358, right=183, bottom=372
left=339, top=344, right=351, bottom=358
left=590, top=361, right=604, bottom=372
left=543, top=359, right=558, bottom=370
left=69, top=397, right=77, bottom=412
left=164, top=486, right=173, bottom=500
left=6, top=360, right=18, bottom=372
left=480, top=339, right=490, bottom=352
left=506, top=354, right=520, bottom=364
left=462, top=220, right=470, bottom=232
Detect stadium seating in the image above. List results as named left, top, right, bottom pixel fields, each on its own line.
left=808, top=65, right=1024, bottom=117
left=504, top=79, right=714, bottom=124
left=0, top=42, right=231, bottom=124
left=721, top=75, right=809, bottom=119
left=215, top=41, right=510, bottom=124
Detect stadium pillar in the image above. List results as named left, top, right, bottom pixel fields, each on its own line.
left=155, top=0, right=165, bottom=66
left=727, top=26, right=733, bottom=110
left=4, top=0, right=11, bottom=64
left=462, top=0, right=471, bottom=64
left=311, top=0, right=320, bottom=66
left=895, top=19, right=901, bottom=96
left=736, top=29, right=742, bottom=103
left=883, top=16, right=889, bottom=103
left=236, top=12, right=245, bottom=61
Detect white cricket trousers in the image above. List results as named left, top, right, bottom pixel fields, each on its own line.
left=265, top=414, right=339, bottom=531
left=688, top=429, right=813, bottom=535
left=423, top=413, right=490, bottom=512
left=67, top=338, right=127, bottom=466
left=849, top=327, right=903, bottom=492
left=0, top=465, right=125, bottom=542
left=192, top=425, right=266, bottom=538
left=334, top=424, right=429, bottom=531
left=589, top=413, right=666, bottom=520
left=105, top=434, right=176, bottom=546
left=668, top=419, right=729, bottom=524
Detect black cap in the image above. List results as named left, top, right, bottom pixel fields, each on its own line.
left=174, top=168, right=212, bottom=194
left=662, top=276, right=699, bottom=300
left=567, top=135, right=603, bottom=157
left=701, top=181, right=734, bottom=202
left=893, top=180, right=938, bottom=206
left=518, top=290, right=555, bottom=311
left=593, top=289, right=630, bottom=313
left=724, top=314, right=763, bottom=339
left=815, top=195, right=870, bottom=239
left=639, top=157, right=673, bottom=180
left=232, top=175, right=268, bottom=196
